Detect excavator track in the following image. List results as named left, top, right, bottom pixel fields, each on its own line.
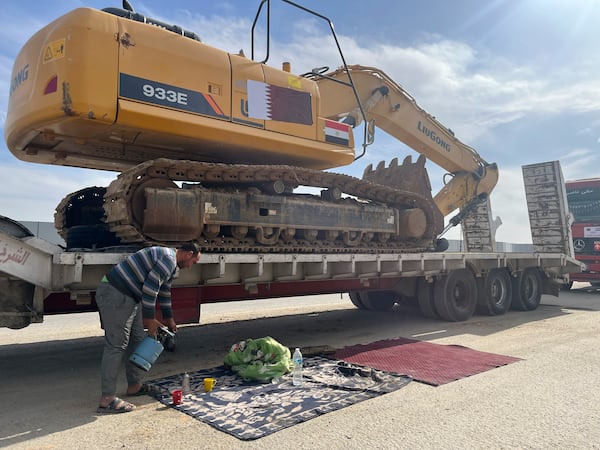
left=57, top=158, right=444, bottom=253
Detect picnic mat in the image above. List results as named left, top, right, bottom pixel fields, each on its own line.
left=334, top=337, right=522, bottom=386
left=145, top=356, right=412, bottom=440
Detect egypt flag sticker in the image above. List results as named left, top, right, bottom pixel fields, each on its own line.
left=247, top=80, right=313, bottom=125
left=325, top=119, right=350, bottom=146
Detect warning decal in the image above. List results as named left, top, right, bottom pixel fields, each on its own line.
left=43, top=39, right=65, bottom=64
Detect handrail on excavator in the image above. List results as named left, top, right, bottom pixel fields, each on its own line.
left=251, top=0, right=372, bottom=160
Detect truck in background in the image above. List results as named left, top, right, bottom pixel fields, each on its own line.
left=564, top=178, right=600, bottom=288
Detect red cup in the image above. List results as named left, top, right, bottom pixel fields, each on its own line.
left=172, top=389, right=183, bottom=405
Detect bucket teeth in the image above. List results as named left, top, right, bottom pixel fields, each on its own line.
left=362, top=154, right=432, bottom=198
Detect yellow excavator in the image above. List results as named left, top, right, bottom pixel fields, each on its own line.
left=4, top=0, right=498, bottom=253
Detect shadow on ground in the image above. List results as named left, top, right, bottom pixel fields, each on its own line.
left=1, top=290, right=597, bottom=446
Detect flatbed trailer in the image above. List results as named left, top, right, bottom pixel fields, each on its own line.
left=0, top=161, right=581, bottom=329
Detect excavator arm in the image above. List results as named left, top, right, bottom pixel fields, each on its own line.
left=315, top=65, right=499, bottom=218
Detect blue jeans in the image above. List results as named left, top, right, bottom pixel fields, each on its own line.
left=96, top=282, right=145, bottom=397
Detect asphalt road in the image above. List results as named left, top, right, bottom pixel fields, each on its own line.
left=1, top=284, right=600, bottom=449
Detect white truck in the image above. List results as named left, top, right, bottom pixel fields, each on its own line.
left=0, top=160, right=579, bottom=329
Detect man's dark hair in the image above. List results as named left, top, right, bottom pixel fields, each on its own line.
left=179, top=242, right=200, bottom=254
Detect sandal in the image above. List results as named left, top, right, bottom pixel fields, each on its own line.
left=337, top=361, right=372, bottom=377
left=126, top=383, right=153, bottom=397
left=97, top=397, right=136, bottom=414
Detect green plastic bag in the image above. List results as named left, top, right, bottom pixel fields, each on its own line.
left=224, top=336, right=293, bottom=382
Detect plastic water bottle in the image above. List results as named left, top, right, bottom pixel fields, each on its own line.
left=182, top=372, right=191, bottom=395
left=292, top=348, right=303, bottom=386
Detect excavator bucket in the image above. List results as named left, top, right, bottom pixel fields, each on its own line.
left=362, top=154, right=433, bottom=200
left=362, top=154, right=444, bottom=240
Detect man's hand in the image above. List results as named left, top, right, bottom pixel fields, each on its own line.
left=164, top=317, right=177, bottom=333
left=144, top=318, right=176, bottom=336
left=143, top=318, right=161, bottom=337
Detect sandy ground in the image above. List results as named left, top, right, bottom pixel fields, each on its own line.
left=1, top=284, right=600, bottom=449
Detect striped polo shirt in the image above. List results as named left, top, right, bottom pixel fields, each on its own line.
left=106, top=246, right=177, bottom=319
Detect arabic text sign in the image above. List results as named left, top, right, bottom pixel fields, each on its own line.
left=0, top=239, right=31, bottom=266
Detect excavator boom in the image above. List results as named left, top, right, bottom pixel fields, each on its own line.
left=316, top=65, right=498, bottom=216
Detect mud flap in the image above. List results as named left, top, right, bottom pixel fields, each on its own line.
left=0, top=278, right=36, bottom=329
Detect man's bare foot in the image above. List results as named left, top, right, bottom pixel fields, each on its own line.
left=126, top=383, right=153, bottom=396
left=126, top=382, right=142, bottom=396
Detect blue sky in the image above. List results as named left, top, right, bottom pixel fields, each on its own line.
left=2, top=0, right=600, bottom=244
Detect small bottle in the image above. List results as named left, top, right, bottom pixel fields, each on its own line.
left=292, top=348, right=303, bottom=386
left=182, top=372, right=191, bottom=395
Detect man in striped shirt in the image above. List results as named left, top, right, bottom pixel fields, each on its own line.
left=96, top=243, right=200, bottom=414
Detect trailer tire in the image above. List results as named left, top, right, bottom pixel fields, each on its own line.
left=417, top=277, right=439, bottom=319
left=361, top=290, right=398, bottom=311
left=349, top=291, right=366, bottom=310
left=349, top=291, right=397, bottom=311
left=511, top=268, right=542, bottom=311
left=477, top=268, right=512, bottom=316
left=434, top=269, right=477, bottom=322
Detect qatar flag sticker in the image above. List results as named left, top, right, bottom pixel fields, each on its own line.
left=247, top=80, right=312, bottom=125
left=324, top=119, right=350, bottom=146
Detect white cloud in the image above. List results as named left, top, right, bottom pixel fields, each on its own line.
left=0, top=164, right=116, bottom=222
left=264, top=34, right=600, bottom=146
left=560, top=148, right=600, bottom=181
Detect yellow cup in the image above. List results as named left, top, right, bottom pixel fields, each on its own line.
left=203, top=377, right=217, bottom=392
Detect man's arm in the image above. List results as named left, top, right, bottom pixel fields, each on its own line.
left=141, top=264, right=175, bottom=334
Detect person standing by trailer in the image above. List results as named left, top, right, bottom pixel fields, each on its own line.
left=95, top=243, right=201, bottom=414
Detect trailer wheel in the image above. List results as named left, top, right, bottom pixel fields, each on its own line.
left=511, top=268, right=542, bottom=311
left=417, top=277, right=439, bottom=319
left=477, top=268, right=512, bottom=316
left=349, top=291, right=366, bottom=310
left=434, top=269, right=477, bottom=321
left=360, top=291, right=398, bottom=311
left=349, top=291, right=397, bottom=311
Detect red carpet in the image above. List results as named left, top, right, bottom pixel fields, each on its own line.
left=334, top=337, right=522, bottom=386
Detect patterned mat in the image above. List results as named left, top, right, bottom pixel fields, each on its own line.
left=145, top=356, right=412, bottom=440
